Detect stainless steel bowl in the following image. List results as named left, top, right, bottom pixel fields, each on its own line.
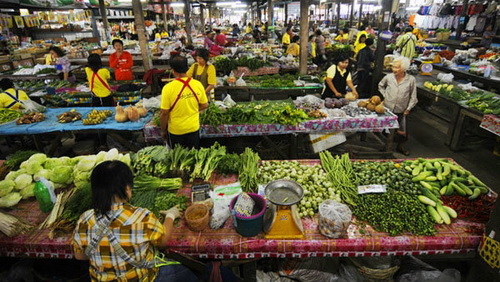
left=264, top=179, right=304, bottom=206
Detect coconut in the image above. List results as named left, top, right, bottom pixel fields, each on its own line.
left=366, top=103, right=376, bottom=111
left=370, top=95, right=382, bottom=105
left=375, top=104, right=385, bottom=114
left=358, top=100, right=368, bottom=108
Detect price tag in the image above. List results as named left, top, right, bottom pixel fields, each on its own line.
left=357, top=184, right=387, bottom=194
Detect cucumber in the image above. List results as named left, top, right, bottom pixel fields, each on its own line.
left=425, top=162, right=434, bottom=170
left=404, top=166, right=412, bottom=172
left=451, top=182, right=466, bottom=196
left=434, top=162, right=442, bottom=169
left=413, top=171, right=434, bottom=182
left=420, top=181, right=434, bottom=190
left=436, top=204, right=451, bottom=224
left=442, top=205, right=458, bottom=219
left=418, top=195, right=437, bottom=207
left=469, top=175, right=486, bottom=187
left=452, top=177, right=467, bottom=183
left=468, top=188, right=481, bottom=200
left=440, top=186, right=447, bottom=195
left=425, top=176, right=438, bottom=182
left=442, top=163, right=451, bottom=177
left=457, top=182, right=473, bottom=196
left=445, top=183, right=454, bottom=196
left=436, top=165, right=443, bottom=181
left=427, top=206, right=443, bottom=224
left=412, top=164, right=422, bottom=176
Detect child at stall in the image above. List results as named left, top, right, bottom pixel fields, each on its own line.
left=85, top=54, right=113, bottom=107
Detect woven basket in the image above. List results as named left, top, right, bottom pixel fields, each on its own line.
left=349, top=257, right=400, bottom=280
left=185, top=204, right=209, bottom=232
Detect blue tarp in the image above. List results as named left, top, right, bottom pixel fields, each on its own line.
left=0, top=107, right=152, bottom=136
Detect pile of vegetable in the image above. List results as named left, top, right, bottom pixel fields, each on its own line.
left=441, top=194, right=496, bottom=223
left=191, top=143, right=226, bottom=181
left=0, top=109, right=22, bottom=124
left=239, top=148, right=260, bottom=193
left=16, top=112, right=46, bottom=125
left=259, top=160, right=341, bottom=217
left=56, top=109, right=82, bottom=123
left=216, top=154, right=241, bottom=175
left=212, top=56, right=272, bottom=72
left=438, top=50, right=455, bottom=60
left=325, top=98, right=349, bottom=109
left=320, top=152, right=358, bottom=206
left=82, top=109, right=113, bottom=125
left=357, top=96, right=385, bottom=114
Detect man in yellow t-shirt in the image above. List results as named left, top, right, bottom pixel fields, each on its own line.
left=282, top=27, right=292, bottom=48
left=335, top=28, right=350, bottom=44
left=0, top=78, right=30, bottom=110
left=286, top=35, right=300, bottom=56
left=160, top=55, right=208, bottom=149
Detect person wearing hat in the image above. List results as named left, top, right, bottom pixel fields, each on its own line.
left=186, top=48, right=216, bottom=101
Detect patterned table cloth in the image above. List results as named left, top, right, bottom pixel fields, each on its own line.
left=0, top=159, right=487, bottom=259
left=480, top=114, right=500, bottom=136
left=144, top=114, right=399, bottom=142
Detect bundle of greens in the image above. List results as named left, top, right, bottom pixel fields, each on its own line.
left=217, top=153, right=241, bottom=175
left=191, top=143, right=226, bottom=181
left=134, top=175, right=182, bottom=191
left=239, top=148, right=260, bottom=193
left=320, top=152, right=358, bottom=206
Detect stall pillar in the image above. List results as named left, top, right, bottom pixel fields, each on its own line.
left=132, top=0, right=152, bottom=71
left=455, top=0, right=469, bottom=40
left=208, top=4, right=212, bottom=28
left=335, top=0, right=341, bottom=30
left=284, top=2, right=288, bottom=24
left=257, top=1, right=262, bottom=23
left=358, top=0, right=363, bottom=29
left=183, top=0, right=193, bottom=45
left=98, top=0, right=110, bottom=42
left=162, top=1, right=168, bottom=31
left=268, top=0, right=273, bottom=27
left=349, top=1, right=355, bottom=28
left=200, top=4, right=205, bottom=33
left=299, top=0, right=310, bottom=75
left=371, top=0, right=392, bottom=93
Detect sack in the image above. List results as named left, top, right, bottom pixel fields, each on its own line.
left=318, top=200, right=352, bottom=238
left=21, top=100, right=46, bottom=114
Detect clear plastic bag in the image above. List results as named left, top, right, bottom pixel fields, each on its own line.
left=235, top=74, right=246, bottom=86
left=142, top=96, right=162, bottom=111
left=318, top=200, right=352, bottom=238
left=21, top=100, right=46, bottom=114
left=223, top=95, right=237, bottom=108
left=437, top=73, right=454, bottom=83
left=209, top=182, right=242, bottom=229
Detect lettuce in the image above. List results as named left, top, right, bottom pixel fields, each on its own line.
left=14, top=174, right=32, bottom=190
left=34, top=169, right=50, bottom=180
left=20, top=183, right=35, bottom=199
left=26, top=162, right=43, bottom=175
left=0, top=180, right=15, bottom=197
left=95, top=151, right=106, bottom=164
left=120, top=154, right=131, bottom=166
left=5, top=170, right=23, bottom=181
left=0, top=192, right=22, bottom=208
left=104, top=148, right=119, bottom=161
left=27, top=153, right=47, bottom=165
left=75, top=156, right=96, bottom=172
left=50, top=166, right=73, bottom=184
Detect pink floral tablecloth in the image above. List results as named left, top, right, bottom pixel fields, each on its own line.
left=143, top=115, right=399, bottom=142
left=0, top=159, right=488, bottom=259
left=480, top=114, right=500, bottom=136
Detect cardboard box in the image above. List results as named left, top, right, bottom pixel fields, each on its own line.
left=309, top=132, right=346, bottom=153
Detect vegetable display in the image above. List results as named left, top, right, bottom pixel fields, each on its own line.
left=320, top=152, right=358, bottom=206
left=191, top=143, right=226, bottom=181
left=16, top=112, right=46, bottom=125
left=216, top=154, right=241, bottom=175
left=239, top=148, right=260, bottom=193
left=0, top=109, right=22, bottom=124
left=56, top=109, right=82, bottom=123
left=82, top=109, right=113, bottom=125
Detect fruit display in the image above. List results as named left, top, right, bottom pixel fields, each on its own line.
left=16, top=112, right=46, bottom=125
left=82, top=109, right=112, bottom=125
left=56, top=110, right=82, bottom=123
left=357, top=96, right=385, bottom=114
left=325, top=97, right=349, bottom=109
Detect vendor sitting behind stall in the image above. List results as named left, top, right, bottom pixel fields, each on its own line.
left=322, top=54, right=359, bottom=99
left=0, top=78, right=30, bottom=110
left=335, top=28, right=349, bottom=44
left=354, top=34, right=367, bottom=56
left=282, top=27, right=293, bottom=50
left=286, top=35, right=300, bottom=56
left=49, top=46, right=75, bottom=82
left=214, top=29, right=228, bottom=46
left=109, top=39, right=134, bottom=81
left=86, top=54, right=113, bottom=107
left=187, top=48, right=216, bottom=100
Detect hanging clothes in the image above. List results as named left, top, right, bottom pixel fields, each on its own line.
left=466, top=15, right=479, bottom=31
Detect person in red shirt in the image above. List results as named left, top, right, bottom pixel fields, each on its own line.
left=109, top=39, right=133, bottom=81
left=214, top=29, right=228, bottom=46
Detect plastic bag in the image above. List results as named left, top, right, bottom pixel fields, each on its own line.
left=142, top=96, right=162, bottom=111
left=279, top=258, right=342, bottom=282
left=318, top=200, right=352, bottom=238
left=235, top=74, right=246, bottom=86
left=396, top=256, right=460, bottom=282
left=21, top=100, right=46, bottom=114
left=437, top=73, right=454, bottom=83
left=458, top=83, right=478, bottom=92
left=223, top=95, right=237, bottom=108
left=209, top=182, right=242, bottom=229
left=295, top=94, right=324, bottom=105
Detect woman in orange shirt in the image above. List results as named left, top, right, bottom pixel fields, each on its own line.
left=109, top=39, right=133, bottom=81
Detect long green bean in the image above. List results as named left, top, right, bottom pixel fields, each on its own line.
left=319, top=152, right=358, bottom=206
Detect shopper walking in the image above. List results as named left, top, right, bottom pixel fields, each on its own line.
left=86, top=54, right=113, bottom=107
left=72, top=160, right=198, bottom=282
left=160, top=55, right=208, bottom=149
left=187, top=48, right=216, bottom=100
left=355, top=38, right=375, bottom=98
left=315, top=29, right=326, bottom=67
left=49, top=46, right=75, bottom=82
left=378, top=56, right=417, bottom=155
left=109, top=39, right=134, bottom=81
left=323, top=54, right=359, bottom=99
left=396, top=27, right=417, bottom=60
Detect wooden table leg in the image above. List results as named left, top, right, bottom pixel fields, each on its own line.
left=445, top=104, right=462, bottom=146
left=384, top=129, right=396, bottom=152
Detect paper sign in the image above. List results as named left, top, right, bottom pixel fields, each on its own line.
left=357, top=184, right=387, bottom=194
left=14, top=16, right=24, bottom=28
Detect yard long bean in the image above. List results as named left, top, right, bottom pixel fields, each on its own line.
left=319, top=152, right=358, bottom=206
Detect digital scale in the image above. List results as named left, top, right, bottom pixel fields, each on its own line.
left=263, top=180, right=304, bottom=239
left=420, top=61, right=433, bottom=75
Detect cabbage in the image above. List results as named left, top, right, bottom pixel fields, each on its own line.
left=120, top=154, right=131, bottom=166
left=75, top=156, right=96, bottom=172
left=59, top=156, right=72, bottom=166
left=27, top=153, right=47, bottom=165
left=20, top=160, right=28, bottom=169
left=26, top=162, right=43, bottom=175
left=96, top=151, right=106, bottom=164
left=104, top=148, right=119, bottom=161
left=50, top=166, right=73, bottom=184
left=14, top=174, right=32, bottom=190
left=0, top=180, right=15, bottom=197
left=74, top=170, right=91, bottom=183
left=0, top=192, right=22, bottom=208
left=5, top=170, right=23, bottom=181
left=20, top=183, right=35, bottom=199
left=34, top=169, right=50, bottom=180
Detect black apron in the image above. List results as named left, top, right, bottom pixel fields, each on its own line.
left=322, top=66, right=348, bottom=99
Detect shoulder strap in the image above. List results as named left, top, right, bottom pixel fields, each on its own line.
left=170, top=77, right=200, bottom=112
left=3, top=90, right=21, bottom=109
left=91, top=70, right=111, bottom=95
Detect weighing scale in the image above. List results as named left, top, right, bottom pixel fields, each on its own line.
left=420, top=61, right=433, bottom=75
left=263, top=180, right=304, bottom=239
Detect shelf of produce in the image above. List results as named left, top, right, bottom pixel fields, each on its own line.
left=430, top=64, right=500, bottom=92
left=0, top=159, right=493, bottom=259
left=215, top=86, right=324, bottom=102
left=0, top=66, right=83, bottom=81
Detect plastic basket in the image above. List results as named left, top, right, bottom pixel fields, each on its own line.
left=230, top=193, right=266, bottom=237
left=185, top=204, right=209, bottom=232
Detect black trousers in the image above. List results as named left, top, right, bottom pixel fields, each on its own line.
left=356, top=69, right=372, bottom=99
left=168, top=130, right=200, bottom=149
left=91, top=96, right=115, bottom=107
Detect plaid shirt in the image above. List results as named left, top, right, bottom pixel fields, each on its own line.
left=72, top=203, right=165, bottom=281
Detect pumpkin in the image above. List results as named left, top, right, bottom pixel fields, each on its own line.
left=366, top=103, right=376, bottom=111
left=370, top=95, right=382, bottom=105
left=125, top=106, right=140, bottom=122
left=115, top=103, right=128, bottom=122
left=375, top=104, right=385, bottom=114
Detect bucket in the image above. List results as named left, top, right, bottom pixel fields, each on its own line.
left=185, top=204, right=209, bottom=232
left=230, top=193, right=266, bottom=237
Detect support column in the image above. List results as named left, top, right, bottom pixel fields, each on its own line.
left=358, top=0, right=363, bottom=28
left=267, top=0, right=273, bottom=26
left=284, top=2, right=288, bottom=24
left=132, top=0, right=152, bottom=71
left=455, top=0, right=469, bottom=40
left=336, top=0, right=341, bottom=30
left=299, top=0, right=310, bottom=75
left=162, top=1, right=168, bottom=31
left=200, top=4, right=205, bottom=33
left=98, top=0, right=109, bottom=42
left=183, top=0, right=192, bottom=45
left=371, top=0, right=392, bottom=94
left=208, top=4, right=212, bottom=29
left=349, top=1, right=354, bottom=28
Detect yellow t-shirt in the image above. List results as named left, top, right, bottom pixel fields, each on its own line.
left=0, top=88, right=29, bottom=110
left=311, top=42, right=317, bottom=58
left=246, top=26, right=252, bottom=34
left=354, top=31, right=368, bottom=47
left=186, top=63, right=217, bottom=87
left=160, top=77, right=208, bottom=135
left=282, top=33, right=291, bottom=45
left=161, top=31, right=169, bottom=38
left=354, top=43, right=366, bottom=56
left=286, top=43, right=300, bottom=56
left=45, top=54, right=55, bottom=65
left=335, top=33, right=349, bottom=42
left=326, top=65, right=352, bottom=81
left=155, top=33, right=161, bottom=41
left=85, top=67, right=111, bottom=98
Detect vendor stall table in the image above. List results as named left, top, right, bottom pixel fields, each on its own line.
left=427, top=63, right=500, bottom=92
left=0, top=159, right=491, bottom=259
left=69, top=56, right=169, bottom=66
left=0, top=107, right=152, bottom=153
left=0, top=66, right=83, bottom=81
left=215, top=86, right=323, bottom=102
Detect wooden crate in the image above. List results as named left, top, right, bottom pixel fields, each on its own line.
left=12, top=58, right=35, bottom=69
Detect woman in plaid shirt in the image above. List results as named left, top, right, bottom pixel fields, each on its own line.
left=72, top=161, right=197, bottom=281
